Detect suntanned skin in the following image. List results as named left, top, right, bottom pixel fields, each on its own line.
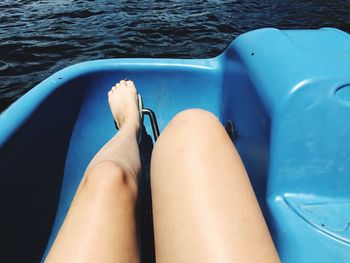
left=46, top=80, right=280, bottom=263
left=151, top=109, right=280, bottom=262
left=46, top=80, right=141, bottom=263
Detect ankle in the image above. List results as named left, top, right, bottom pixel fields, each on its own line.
left=120, top=119, right=141, bottom=136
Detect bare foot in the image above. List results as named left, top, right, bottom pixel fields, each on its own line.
left=108, top=79, right=141, bottom=131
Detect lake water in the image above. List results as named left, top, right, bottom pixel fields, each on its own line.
left=1, top=0, right=350, bottom=111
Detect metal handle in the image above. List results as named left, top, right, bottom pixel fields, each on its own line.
left=142, top=108, right=160, bottom=141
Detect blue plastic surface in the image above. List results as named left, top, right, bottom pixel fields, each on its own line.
left=1, top=28, right=350, bottom=262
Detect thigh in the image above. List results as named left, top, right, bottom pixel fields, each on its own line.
left=151, top=109, right=279, bottom=263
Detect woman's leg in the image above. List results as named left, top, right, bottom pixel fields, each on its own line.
left=46, top=80, right=141, bottom=263
left=151, top=109, right=279, bottom=263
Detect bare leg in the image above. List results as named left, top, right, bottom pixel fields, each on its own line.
left=151, top=109, right=280, bottom=263
left=46, top=80, right=141, bottom=263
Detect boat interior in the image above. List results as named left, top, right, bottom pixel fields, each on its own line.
left=1, top=28, right=350, bottom=262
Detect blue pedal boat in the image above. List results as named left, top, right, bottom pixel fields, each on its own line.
left=1, top=28, right=350, bottom=262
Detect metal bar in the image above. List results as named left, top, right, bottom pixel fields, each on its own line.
left=142, top=108, right=160, bottom=141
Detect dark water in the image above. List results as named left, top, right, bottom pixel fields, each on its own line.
left=1, top=0, right=350, bottom=112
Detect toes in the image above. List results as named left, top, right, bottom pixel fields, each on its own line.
left=124, top=80, right=136, bottom=92
left=112, top=83, right=120, bottom=91
left=120, top=80, right=126, bottom=88
left=110, top=79, right=136, bottom=95
left=126, top=80, right=136, bottom=89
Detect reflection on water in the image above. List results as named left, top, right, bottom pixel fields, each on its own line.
left=1, top=0, right=349, bottom=111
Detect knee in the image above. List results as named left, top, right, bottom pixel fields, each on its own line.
left=152, top=109, right=224, bottom=157
left=166, top=109, right=220, bottom=133
left=83, top=161, right=138, bottom=201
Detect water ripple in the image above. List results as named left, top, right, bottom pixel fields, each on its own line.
left=0, top=0, right=350, bottom=111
